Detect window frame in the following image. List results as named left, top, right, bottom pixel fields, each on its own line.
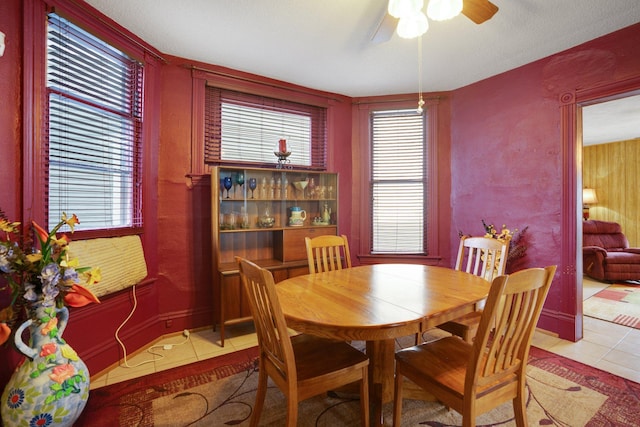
left=355, top=98, right=440, bottom=264
left=23, top=0, right=161, bottom=241
left=189, top=68, right=335, bottom=177
left=45, top=12, right=144, bottom=232
left=370, top=108, right=427, bottom=254
left=204, top=87, right=327, bottom=169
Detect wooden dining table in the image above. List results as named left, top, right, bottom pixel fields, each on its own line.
left=275, top=263, right=491, bottom=426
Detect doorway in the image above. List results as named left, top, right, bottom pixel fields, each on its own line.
left=559, top=81, right=640, bottom=341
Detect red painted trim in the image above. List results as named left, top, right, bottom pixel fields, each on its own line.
left=559, top=75, right=640, bottom=342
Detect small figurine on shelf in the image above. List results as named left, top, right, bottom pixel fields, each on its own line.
left=322, top=203, right=331, bottom=225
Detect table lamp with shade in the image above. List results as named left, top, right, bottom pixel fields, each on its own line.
left=582, top=188, right=598, bottom=220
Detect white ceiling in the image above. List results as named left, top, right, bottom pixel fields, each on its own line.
left=583, top=95, right=640, bottom=146
left=84, top=0, right=640, bottom=143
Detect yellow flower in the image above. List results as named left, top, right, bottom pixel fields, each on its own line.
left=60, top=257, right=79, bottom=268
left=84, top=267, right=102, bottom=286
left=0, top=219, right=20, bottom=233
left=26, top=253, right=42, bottom=263
left=60, top=343, right=79, bottom=361
left=61, top=212, right=80, bottom=233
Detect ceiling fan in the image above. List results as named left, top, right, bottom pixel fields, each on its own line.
left=371, top=0, right=499, bottom=44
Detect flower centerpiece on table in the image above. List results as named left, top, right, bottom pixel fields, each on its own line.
left=459, top=219, right=529, bottom=273
left=0, top=209, right=101, bottom=346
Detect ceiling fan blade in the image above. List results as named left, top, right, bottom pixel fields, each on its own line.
left=462, top=0, right=499, bottom=24
left=370, top=9, right=398, bottom=44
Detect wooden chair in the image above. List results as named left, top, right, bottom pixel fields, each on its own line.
left=436, top=235, right=511, bottom=342
left=305, top=234, right=352, bottom=273
left=236, top=257, right=370, bottom=427
left=393, top=265, right=556, bottom=427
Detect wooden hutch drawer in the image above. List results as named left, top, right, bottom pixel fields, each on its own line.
left=274, top=227, right=337, bottom=262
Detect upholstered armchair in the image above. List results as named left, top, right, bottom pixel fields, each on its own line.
left=583, top=220, right=640, bottom=282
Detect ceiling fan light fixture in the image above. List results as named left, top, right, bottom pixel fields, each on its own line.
left=388, top=0, right=424, bottom=19
left=426, top=0, right=463, bottom=21
left=397, top=11, right=429, bottom=39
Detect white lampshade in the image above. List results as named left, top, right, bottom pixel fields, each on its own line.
left=388, top=0, right=424, bottom=19
left=397, top=11, right=429, bottom=39
left=426, top=0, right=463, bottom=21
left=583, top=188, right=599, bottom=205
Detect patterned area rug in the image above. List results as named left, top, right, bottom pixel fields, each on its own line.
left=76, top=344, right=640, bottom=426
left=584, top=283, right=640, bottom=329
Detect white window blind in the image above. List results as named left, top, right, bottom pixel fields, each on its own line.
left=205, top=87, right=327, bottom=168
left=371, top=109, right=426, bottom=253
left=46, top=13, right=143, bottom=231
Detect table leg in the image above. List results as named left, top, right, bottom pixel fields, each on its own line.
left=366, top=339, right=396, bottom=427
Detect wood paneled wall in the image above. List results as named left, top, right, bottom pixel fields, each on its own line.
left=583, top=138, right=640, bottom=246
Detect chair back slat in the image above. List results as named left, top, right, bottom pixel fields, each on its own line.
left=237, top=257, right=296, bottom=384
left=456, top=236, right=511, bottom=281
left=470, top=266, right=556, bottom=388
left=306, top=235, right=352, bottom=274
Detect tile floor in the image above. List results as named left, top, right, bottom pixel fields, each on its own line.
left=90, top=277, right=640, bottom=389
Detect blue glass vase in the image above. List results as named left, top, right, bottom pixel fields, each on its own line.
left=1, top=304, right=90, bottom=427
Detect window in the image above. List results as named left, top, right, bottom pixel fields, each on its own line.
left=46, top=13, right=143, bottom=231
left=204, top=87, right=327, bottom=168
left=370, top=109, right=426, bottom=254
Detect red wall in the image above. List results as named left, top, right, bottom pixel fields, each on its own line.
left=451, top=22, right=640, bottom=339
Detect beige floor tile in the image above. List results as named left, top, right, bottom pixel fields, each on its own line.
left=152, top=341, right=199, bottom=371
left=594, top=359, right=640, bottom=383
left=106, top=358, right=156, bottom=385
left=613, top=330, right=640, bottom=355
left=584, top=315, right=630, bottom=337
left=601, top=347, right=640, bottom=372
left=581, top=327, right=627, bottom=349
left=531, top=329, right=563, bottom=350
left=191, top=333, right=235, bottom=360
left=545, top=339, right=610, bottom=366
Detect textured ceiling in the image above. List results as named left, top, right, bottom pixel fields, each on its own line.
left=84, top=0, right=640, bottom=144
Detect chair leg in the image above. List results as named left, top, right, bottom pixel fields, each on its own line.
left=359, top=367, right=370, bottom=427
left=392, top=369, right=404, bottom=426
left=513, top=380, right=528, bottom=427
left=250, top=366, right=268, bottom=427
left=462, top=398, right=476, bottom=427
left=285, top=396, right=298, bottom=427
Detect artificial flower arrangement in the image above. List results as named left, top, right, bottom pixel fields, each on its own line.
left=0, top=208, right=101, bottom=346
left=459, top=219, right=529, bottom=271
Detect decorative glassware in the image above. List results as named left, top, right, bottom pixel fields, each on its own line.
left=223, top=176, right=233, bottom=199
left=235, top=172, right=244, bottom=197
left=248, top=178, right=257, bottom=199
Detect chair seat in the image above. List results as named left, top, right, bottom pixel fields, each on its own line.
left=291, top=334, right=369, bottom=385
left=396, top=337, right=471, bottom=398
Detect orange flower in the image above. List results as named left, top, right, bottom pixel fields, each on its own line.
left=0, top=323, right=10, bottom=346
left=32, top=220, right=50, bottom=243
left=41, top=317, right=58, bottom=336
left=40, top=342, right=57, bottom=357
left=49, top=364, right=75, bottom=384
left=63, top=284, right=100, bottom=308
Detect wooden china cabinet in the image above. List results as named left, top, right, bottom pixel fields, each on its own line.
left=211, top=166, right=338, bottom=345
